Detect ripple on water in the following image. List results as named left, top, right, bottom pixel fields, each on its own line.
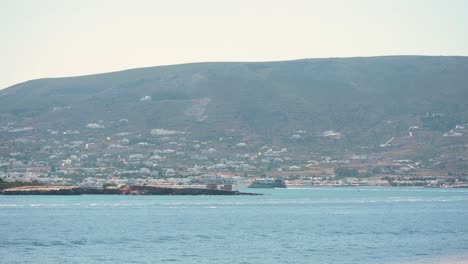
left=0, top=188, right=467, bottom=264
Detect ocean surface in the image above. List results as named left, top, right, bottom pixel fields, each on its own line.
left=1, top=187, right=468, bottom=264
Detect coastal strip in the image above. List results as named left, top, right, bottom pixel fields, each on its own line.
left=1, top=185, right=262, bottom=195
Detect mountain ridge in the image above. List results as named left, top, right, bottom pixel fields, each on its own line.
left=4, top=55, right=467, bottom=91
left=1, top=55, right=467, bottom=146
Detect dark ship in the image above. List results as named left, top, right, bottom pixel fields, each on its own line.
left=248, top=179, right=287, bottom=188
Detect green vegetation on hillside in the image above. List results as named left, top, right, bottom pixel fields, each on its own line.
left=0, top=178, right=42, bottom=190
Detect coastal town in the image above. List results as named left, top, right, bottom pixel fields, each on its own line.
left=1, top=117, right=467, bottom=189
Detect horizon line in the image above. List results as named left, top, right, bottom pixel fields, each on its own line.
left=3, top=54, right=468, bottom=90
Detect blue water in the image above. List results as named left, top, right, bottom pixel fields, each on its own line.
left=1, top=187, right=468, bottom=264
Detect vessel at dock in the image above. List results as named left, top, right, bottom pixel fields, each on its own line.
left=248, top=179, right=287, bottom=188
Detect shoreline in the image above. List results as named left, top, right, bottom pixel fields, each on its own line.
left=1, top=185, right=262, bottom=196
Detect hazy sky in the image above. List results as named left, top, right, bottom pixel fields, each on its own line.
left=1, top=0, right=468, bottom=89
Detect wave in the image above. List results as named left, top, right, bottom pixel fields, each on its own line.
left=1, top=196, right=466, bottom=209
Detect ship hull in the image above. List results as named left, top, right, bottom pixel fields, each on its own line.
left=248, top=180, right=287, bottom=188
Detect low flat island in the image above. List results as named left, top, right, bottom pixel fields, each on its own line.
left=1, top=185, right=262, bottom=195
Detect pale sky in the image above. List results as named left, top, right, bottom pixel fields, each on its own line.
left=1, top=0, right=468, bottom=89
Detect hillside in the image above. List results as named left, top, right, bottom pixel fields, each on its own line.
left=1, top=56, right=467, bottom=183
left=2, top=56, right=468, bottom=137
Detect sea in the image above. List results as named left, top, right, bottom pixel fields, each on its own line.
left=1, top=187, right=468, bottom=264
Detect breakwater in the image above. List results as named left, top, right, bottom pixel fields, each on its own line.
left=1, top=185, right=261, bottom=195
